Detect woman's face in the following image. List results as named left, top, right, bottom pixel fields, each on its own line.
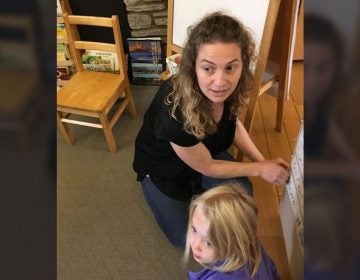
left=305, top=41, right=337, bottom=106
left=195, top=42, right=243, bottom=104
left=189, top=205, right=215, bottom=265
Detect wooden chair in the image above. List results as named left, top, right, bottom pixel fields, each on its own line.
left=57, top=14, right=137, bottom=152
left=243, top=0, right=301, bottom=134
left=235, top=0, right=301, bottom=162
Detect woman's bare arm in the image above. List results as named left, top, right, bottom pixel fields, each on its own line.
left=170, top=141, right=290, bottom=185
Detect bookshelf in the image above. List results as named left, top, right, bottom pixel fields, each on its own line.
left=57, top=0, right=74, bottom=88
left=127, top=37, right=163, bottom=85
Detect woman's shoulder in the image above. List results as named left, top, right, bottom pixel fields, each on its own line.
left=157, top=77, right=174, bottom=98
left=147, top=78, right=173, bottom=113
left=149, top=78, right=174, bottom=113
left=153, top=78, right=185, bottom=121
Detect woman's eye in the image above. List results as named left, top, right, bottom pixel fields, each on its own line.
left=225, top=65, right=235, bottom=71
left=191, top=226, right=197, bottom=233
left=203, top=67, right=213, bottom=72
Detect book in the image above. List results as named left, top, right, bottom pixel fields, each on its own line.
left=86, top=50, right=119, bottom=71
left=57, top=23, right=67, bottom=40
left=57, top=67, right=70, bottom=80
left=127, top=37, right=163, bottom=85
left=81, top=50, right=119, bottom=73
left=57, top=43, right=70, bottom=60
left=57, top=52, right=66, bottom=62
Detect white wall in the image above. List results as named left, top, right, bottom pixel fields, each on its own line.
left=173, top=0, right=270, bottom=53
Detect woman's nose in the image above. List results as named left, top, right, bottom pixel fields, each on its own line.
left=213, top=70, right=226, bottom=87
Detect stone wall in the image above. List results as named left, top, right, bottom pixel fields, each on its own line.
left=123, top=0, right=167, bottom=41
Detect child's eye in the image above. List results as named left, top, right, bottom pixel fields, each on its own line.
left=205, top=240, right=213, bottom=247
left=191, top=226, right=197, bottom=233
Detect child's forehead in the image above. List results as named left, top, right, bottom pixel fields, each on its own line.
left=193, top=203, right=207, bottom=217
left=192, top=205, right=210, bottom=232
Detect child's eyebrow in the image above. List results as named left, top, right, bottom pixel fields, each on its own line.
left=191, top=223, right=210, bottom=239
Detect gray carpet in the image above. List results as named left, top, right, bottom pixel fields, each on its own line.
left=57, top=84, right=200, bottom=280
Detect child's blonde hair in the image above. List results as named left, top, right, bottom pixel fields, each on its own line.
left=184, top=183, right=261, bottom=276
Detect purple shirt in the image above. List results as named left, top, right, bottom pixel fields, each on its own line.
left=188, top=246, right=280, bottom=280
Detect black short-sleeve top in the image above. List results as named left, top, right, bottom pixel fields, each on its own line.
left=133, top=79, right=236, bottom=200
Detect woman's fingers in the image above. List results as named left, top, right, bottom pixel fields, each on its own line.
left=277, top=168, right=290, bottom=185
left=259, top=160, right=289, bottom=185
left=274, top=157, right=290, bottom=170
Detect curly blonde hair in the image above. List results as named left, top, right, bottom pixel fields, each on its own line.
left=183, top=183, right=261, bottom=276
left=166, top=12, right=256, bottom=139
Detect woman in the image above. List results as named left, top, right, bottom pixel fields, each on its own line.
left=133, top=12, right=289, bottom=248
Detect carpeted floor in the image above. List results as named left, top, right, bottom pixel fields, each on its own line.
left=57, top=84, right=200, bottom=280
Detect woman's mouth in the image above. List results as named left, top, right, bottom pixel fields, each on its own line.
left=210, top=89, right=228, bottom=97
left=211, top=89, right=227, bottom=93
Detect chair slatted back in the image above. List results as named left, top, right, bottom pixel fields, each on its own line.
left=63, top=14, right=127, bottom=79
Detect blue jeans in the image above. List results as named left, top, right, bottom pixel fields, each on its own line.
left=140, top=151, right=253, bottom=248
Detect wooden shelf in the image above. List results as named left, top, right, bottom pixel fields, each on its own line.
left=57, top=13, right=74, bottom=87
left=57, top=38, right=69, bottom=44
left=57, top=16, right=64, bottom=24
left=57, top=60, right=73, bottom=67
left=57, top=79, right=69, bottom=87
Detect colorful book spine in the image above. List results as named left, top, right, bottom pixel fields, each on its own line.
left=127, top=37, right=163, bottom=85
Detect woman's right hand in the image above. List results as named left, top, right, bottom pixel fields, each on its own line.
left=256, top=158, right=290, bottom=185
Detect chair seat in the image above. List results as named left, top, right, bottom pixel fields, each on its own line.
left=57, top=71, right=123, bottom=112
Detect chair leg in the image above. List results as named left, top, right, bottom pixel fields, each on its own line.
left=99, top=112, right=117, bottom=153
left=125, top=83, right=137, bottom=118
left=276, top=94, right=285, bottom=132
left=276, top=69, right=287, bottom=132
left=57, top=111, right=74, bottom=144
left=243, top=93, right=258, bottom=134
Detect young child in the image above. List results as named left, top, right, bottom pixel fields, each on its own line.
left=184, top=183, right=280, bottom=279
